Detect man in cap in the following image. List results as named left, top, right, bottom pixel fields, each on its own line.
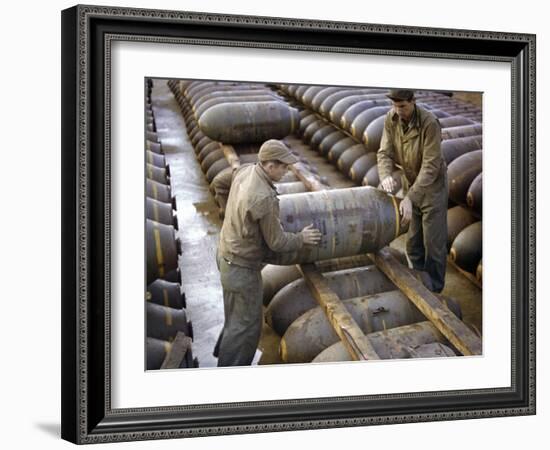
left=215, top=139, right=322, bottom=366
left=377, top=89, right=448, bottom=292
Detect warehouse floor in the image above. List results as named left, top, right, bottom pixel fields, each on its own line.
left=150, top=79, right=482, bottom=368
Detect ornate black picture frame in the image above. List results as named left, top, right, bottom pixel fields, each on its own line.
left=61, top=4, right=536, bottom=444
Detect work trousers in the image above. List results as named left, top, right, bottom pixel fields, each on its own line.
left=215, top=254, right=263, bottom=366
left=405, top=183, right=448, bottom=293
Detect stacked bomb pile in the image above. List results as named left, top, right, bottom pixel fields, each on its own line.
left=166, top=79, right=326, bottom=210
left=145, top=79, right=197, bottom=370
left=261, top=251, right=462, bottom=363
left=446, top=151, right=482, bottom=283
left=167, top=79, right=263, bottom=183
left=278, top=84, right=483, bottom=282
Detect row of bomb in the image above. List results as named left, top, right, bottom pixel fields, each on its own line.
left=166, top=80, right=326, bottom=205
left=144, top=79, right=197, bottom=370
left=276, top=84, right=483, bottom=281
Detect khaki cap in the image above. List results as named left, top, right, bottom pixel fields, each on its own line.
left=387, top=89, right=415, bottom=101
left=258, top=139, right=298, bottom=164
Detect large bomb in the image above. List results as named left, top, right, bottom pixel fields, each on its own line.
left=267, top=187, right=404, bottom=265
left=265, top=265, right=396, bottom=335
left=312, top=321, right=453, bottom=362
left=450, top=221, right=482, bottom=273
left=280, top=291, right=427, bottom=363
left=448, top=150, right=482, bottom=205
left=261, top=254, right=373, bottom=306
left=198, top=101, right=300, bottom=143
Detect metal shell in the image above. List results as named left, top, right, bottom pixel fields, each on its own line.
left=450, top=221, right=482, bottom=273
left=448, top=150, right=482, bottom=205
left=146, top=179, right=173, bottom=205
left=261, top=254, right=374, bottom=306
left=362, top=164, right=379, bottom=187
left=146, top=163, right=170, bottom=185
left=330, top=95, right=389, bottom=125
left=439, top=115, right=474, bottom=128
left=441, top=123, right=483, bottom=140
left=265, top=265, right=396, bottom=336
left=310, top=124, right=338, bottom=149
left=146, top=197, right=178, bottom=228
left=363, top=115, right=386, bottom=152
left=273, top=187, right=403, bottom=265
left=447, top=206, right=477, bottom=251
left=147, top=279, right=186, bottom=309
left=340, top=99, right=392, bottom=130
left=337, top=144, right=367, bottom=174
left=146, top=150, right=166, bottom=168
left=349, top=152, right=377, bottom=183
left=325, top=137, right=356, bottom=160
left=146, top=219, right=180, bottom=284
left=281, top=290, right=430, bottom=363
left=350, top=106, right=391, bottom=141
left=146, top=302, right=191, bottom=342
left=198, top=101, right=300, bottom=143
left=318, top=131, right=349, bottom=156
left=466, top=172, right=483, bottom=216
left=312, top=321, right=448, bottom=362
left=441, top=135, right=482, bottom=164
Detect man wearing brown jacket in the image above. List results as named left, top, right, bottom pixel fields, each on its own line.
left=377, top=89, right=448, bottom=292
left=215, top=139, right=321, bottom=366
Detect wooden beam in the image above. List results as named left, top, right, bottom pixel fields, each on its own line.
left=314, top=254, right=373, bottom=272
left=372, top=247, right=482, bottom=356
left=221, top=144, right=241, bottom=170
left=160, top=332, right=193, bottom=369
left=290, top=162, right=328, bottom=192
left=298, top=263, right=380, bottom=360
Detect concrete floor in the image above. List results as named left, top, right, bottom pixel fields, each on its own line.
left=150, top=80, right=482, bottom=367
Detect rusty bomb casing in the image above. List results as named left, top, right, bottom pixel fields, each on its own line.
left=280, top=290, right=460, bottom=363
left=268, top=187, right=405, bottom=265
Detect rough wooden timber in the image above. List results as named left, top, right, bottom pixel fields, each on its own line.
left=297, top=263, right=380, bottom=361
left=289, top=162, right=328, bottom=192
left=221, top=144, right=241, bottom=170
left=372, top=248, right=482, bottom=356
left=160, top=332, right=193, bottom=369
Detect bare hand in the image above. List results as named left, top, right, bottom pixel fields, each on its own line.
left=399, top=196, right=413, bottom=227
left=300, top=223, right=322, bottom=246
left=380, top=176, right=396, bottom=193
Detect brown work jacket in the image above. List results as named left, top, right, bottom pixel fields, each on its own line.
left=377, top=105, right=446, bottom=206
left=218, top=163, right=303, bottom=269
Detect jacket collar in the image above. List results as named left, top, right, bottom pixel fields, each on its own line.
left=255, top=163, right=276, bottom=190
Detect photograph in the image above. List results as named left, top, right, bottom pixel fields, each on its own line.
left=144, top=79, right=484, bottom=370
left=59, top=3, right=535, bottom=444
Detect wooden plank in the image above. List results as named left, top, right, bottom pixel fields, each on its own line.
left=372, top=247, right=482, bottom=356
left=290, top=162, right=328, bottom=192
left=298, top=263, right=380, bottom=360
left=221, top=144, right=241, bottom=170
left=160, top=332, right=193, bottom=369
